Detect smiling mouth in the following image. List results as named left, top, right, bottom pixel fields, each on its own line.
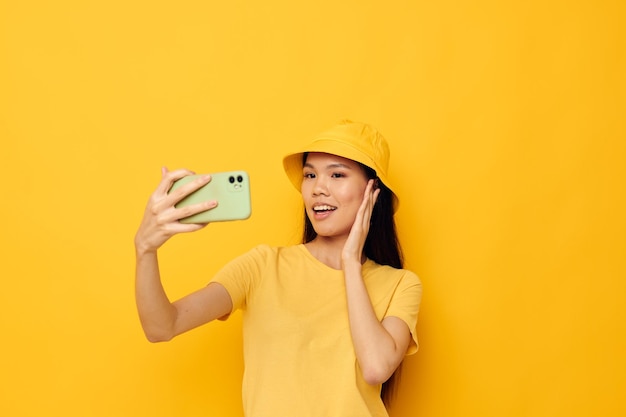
left=313, top=204, right=337, bottom=213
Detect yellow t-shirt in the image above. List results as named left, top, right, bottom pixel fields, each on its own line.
left=211, top=244, right=422, bottom=417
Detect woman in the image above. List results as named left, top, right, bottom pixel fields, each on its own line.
left=135, top=120, right=422, bottom=417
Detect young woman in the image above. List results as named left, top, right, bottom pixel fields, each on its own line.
left=135, top=120, right=422, bottom=417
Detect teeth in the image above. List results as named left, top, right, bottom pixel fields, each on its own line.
left=313, top=205, right=336, bottom=212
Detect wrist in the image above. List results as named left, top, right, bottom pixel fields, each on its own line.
left=341, top=257, right=363, bottom=272
left=134, top=238, right=158, bottom=258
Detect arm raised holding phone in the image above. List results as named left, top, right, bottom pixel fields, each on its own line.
left=134, top=167, right=233, bottom=342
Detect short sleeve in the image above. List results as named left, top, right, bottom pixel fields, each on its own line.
left=210, top=245, right=269, bottom=313
left=385, top=271, right=422, bottom=355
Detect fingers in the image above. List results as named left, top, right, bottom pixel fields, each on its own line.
left=347, top=180, right=378, bottom=244
left=165, top=174, right=213, bottom=206
left=342, top=180, right=378, bottom=262
left=164, top=219, right=209, bottom=235
left=151, top=170, right=213, bottom=217
left=359, top=179, right=379, bottom=224
left=167, top=199, right=218, bottom=226
left=369, top=179, right=381, bottom=205
left=155, top=167, right=197, bottom=196
left=136, top=168, right=217, bottom=252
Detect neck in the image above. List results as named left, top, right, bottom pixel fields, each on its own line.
left=305, top=236, right=365, bottom=270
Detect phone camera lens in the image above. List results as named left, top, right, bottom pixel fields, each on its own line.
left=237, top=175, right=243, bottom=183
left=229, top=176, right=235, bottom=183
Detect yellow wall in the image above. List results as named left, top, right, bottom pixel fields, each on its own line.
left=1, top=1, right=624, bottom=416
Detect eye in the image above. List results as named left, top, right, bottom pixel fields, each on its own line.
left=331, top=172, right=346, bottom=178
left=303, top=172, right=316, bottom=179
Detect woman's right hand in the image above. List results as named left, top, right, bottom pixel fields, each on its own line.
left=134, top=167, right=217, bottom=254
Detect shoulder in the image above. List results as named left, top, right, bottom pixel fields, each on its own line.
left=365, top=261, right=421, bottom=285
left=364, top=262, right=423, bottom=303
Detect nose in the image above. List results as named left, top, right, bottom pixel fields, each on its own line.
left=312, top=175, right=329, bottom=196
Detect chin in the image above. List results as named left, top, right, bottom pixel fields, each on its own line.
left=312, top=227, right=349, bottom=239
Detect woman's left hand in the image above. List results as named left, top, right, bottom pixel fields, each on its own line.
left=342, top=179, right=380, bottom=265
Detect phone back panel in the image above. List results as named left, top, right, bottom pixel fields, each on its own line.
left=170, top=171, right=251, bottom=223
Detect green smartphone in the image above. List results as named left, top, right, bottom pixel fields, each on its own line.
left=169, top=170, right=252, bottom=223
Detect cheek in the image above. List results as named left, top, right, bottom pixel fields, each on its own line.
left=336, top=184, right=366, bottom=206
left=300, top=180, right=309, bottom=195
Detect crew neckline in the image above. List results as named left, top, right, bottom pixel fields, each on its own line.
left=297, top=244, right=373, bottom=273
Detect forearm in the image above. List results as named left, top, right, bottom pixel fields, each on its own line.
left=343, top=261, right=402, bottom=385
left=135, top=248, right=178, bottom=342
left=133, top=168, right=217, bottom=342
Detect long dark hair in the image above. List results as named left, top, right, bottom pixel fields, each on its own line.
left=301, top=154, right=404, bottom=407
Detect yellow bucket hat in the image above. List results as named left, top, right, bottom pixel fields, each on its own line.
left=282, top=120, right=399, bottom=211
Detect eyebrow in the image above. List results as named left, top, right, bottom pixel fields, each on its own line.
left=303, top=162, right=354, bottom=170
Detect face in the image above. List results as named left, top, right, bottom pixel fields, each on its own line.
left=301, top=152, right=369, bottom=239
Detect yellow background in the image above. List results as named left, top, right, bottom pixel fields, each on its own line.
left=1, top=1, right=624, bottom=416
